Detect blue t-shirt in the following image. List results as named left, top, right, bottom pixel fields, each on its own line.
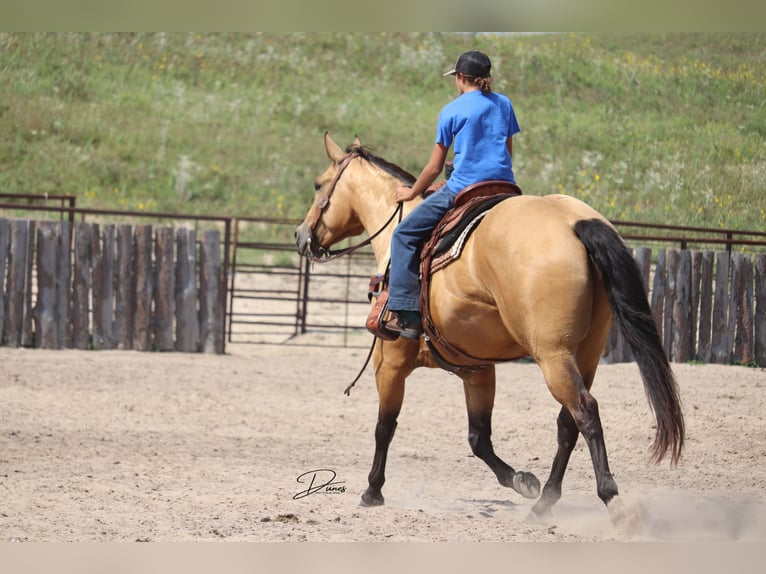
left=435, top=90, right=520, bottom=193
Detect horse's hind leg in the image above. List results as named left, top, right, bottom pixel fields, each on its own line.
left=531, top=406, right=579, bottom=520
left=535, top=358, right=619, bottom=516
left=461, top=366, right=540, bottom=499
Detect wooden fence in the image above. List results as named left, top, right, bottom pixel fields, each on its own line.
left=2, top=215, right=766, bottom=366
left=0, top=218, right=224, bottom=353
left=604, top=246, right=766, bottom=367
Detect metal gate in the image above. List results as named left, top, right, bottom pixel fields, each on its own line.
left=226, top=217, right=375, bottom=348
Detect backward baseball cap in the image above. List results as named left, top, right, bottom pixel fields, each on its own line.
left=443, top=50, right=492, bottom=78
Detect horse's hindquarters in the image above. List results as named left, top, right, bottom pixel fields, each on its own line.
left=427, top=195, right=612, bottom=364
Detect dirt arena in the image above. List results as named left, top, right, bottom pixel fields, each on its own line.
left=1, top=336, right=765, bottom=542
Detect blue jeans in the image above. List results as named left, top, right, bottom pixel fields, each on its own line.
left=388, top=187, right=456, bottom=311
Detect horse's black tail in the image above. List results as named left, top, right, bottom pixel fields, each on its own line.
left=574, top=218, right=685, bottom=466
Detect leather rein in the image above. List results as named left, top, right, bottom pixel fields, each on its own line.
left=307, top=150, right=403, bottom=263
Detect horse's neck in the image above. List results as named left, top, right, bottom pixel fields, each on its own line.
left=351, top=176, right=421, bottom=272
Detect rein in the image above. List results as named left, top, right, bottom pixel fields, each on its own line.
left=314, top=203, right=403, bottom=262
left=343, top=204, right=403, bottom=396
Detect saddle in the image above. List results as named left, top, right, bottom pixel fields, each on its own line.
left=367, top=180, right=522, bottom=368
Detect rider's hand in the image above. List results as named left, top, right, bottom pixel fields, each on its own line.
left=395, top=186, right=420, bottom=203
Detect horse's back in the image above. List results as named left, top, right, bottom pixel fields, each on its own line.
left=489, top=193, right=611, bottom=236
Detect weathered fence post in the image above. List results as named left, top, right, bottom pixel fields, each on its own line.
left=0, top=218, right=9, bottom=344
left=92, top=224, right=116, bottom=350
left=154, top=227, right=175, bottom=351
left=175, top=227, right=199, bottom=352
left=664, top=249, right=678, bottom=360
left=72, top=222, right=92, bottom=349
left=114, top=224, right=134, bottom=350
left=651, top=249, right=667, bottom=342
left=33, top=221, right=59, bottom=348
left=696, top=251, right=715, bottom=362
left=133, top=225, right=153, bottom=351
left=711, top=251, right=731, bottom=363
left=5, top=220, right=33, bottom=347
left=22, top=221, right=35, bottom=347
left=741, top=255, right=755, bottom=364
left=690, top=250, right=702, bottom=355
left=199, top=229, right=223, bottom=354
left=731, top=253, right=754, bottom=364
left=755, top=254, right=766, bottom=367
left=727, top=253, right=742, bottom=363
left=671, top=249, right=692, bottom=362
left=57, top=221, right=72, bottom=348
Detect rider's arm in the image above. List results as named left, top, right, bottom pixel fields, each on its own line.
left=395, top=143, right=449, bottom=202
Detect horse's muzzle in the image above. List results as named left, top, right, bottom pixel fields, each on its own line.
left=294, top=224, right=323, bottom=259
left=294, top=225, right=310, bottom=257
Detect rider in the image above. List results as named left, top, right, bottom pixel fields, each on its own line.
left=387, top=50, right=521, bottom=339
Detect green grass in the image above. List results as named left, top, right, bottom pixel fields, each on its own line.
left=1, top=32, right=765, bottom=233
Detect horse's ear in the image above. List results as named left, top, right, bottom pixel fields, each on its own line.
left=353, top=135, right=362, bottom=147
left=324, top=132, right=346, bottom=164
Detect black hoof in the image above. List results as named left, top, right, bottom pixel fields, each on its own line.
left=525, top=509, right=553, bottom=526
left=607, top=496, right=644, bottom=537
left=360, top=490, right=384, bottom=507
left=512, top=471, right=541, bottom=499
left=529, top=503, right=554, bottom=525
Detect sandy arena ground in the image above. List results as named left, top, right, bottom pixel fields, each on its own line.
left=1, top=336, right=765, bottom=543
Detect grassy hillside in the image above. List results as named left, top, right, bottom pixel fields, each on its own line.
left=1, top=32, right=764, bottom=231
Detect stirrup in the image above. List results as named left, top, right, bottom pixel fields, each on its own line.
left=385, top=311, right=423, bottom=340
left=365, top=285, right=399, bottom=341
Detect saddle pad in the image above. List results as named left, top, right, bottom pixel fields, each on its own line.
left=431, top=193, right=512, bottom=260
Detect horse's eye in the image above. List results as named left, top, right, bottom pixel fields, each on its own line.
left=314, top=182, right=322, bottom=192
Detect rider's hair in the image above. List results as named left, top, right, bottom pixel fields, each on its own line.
left=463, top=74, right=492, bottom=94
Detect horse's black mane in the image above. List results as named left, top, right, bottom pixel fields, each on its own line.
left=347, top=144, right=417, bottom=186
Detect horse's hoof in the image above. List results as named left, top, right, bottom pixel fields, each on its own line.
left=360, top=490, right=384, bottom=507
left=526, top=508, right=554, bottom=526
left=607, top=496, right=644, bottom=537
left=512, top=471, right=541, bottom=499
left=529, top=499, right=555, bottom=524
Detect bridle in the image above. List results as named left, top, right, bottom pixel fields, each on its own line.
left=306, top=149, right=403, bottom=263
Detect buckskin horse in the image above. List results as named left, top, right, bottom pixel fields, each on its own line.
left=294, top=133, right=684, bottom=530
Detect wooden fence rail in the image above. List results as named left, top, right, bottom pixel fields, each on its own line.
left=604, top=246, right=766, bottom=367
left=0, top=218, right=224, bottom=353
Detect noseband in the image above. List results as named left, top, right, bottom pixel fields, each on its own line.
left=306, top=149, right=402, bottom=262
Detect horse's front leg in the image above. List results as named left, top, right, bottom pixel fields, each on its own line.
left=360, top=341, right=416, bottom=507
left=461, top=366, right=540, bottom=499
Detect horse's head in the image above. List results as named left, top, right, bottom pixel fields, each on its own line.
left=294, top=133, right=367, bottom=260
